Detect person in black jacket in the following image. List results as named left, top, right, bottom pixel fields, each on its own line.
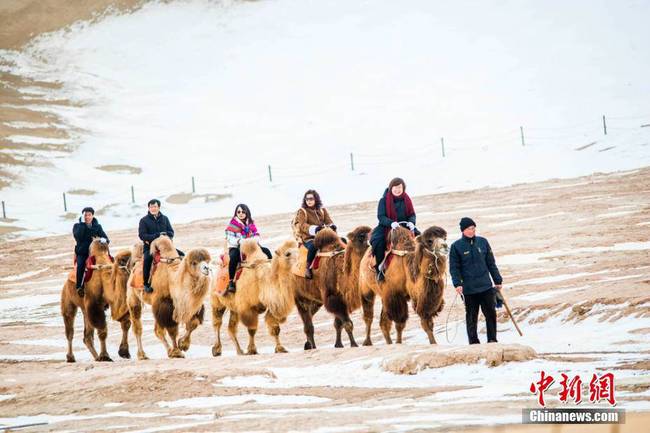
left=369, top=177, right=419, bottom=282
left=449, top=217, right=503, bottom=344
left=72, top=207, right=109, bottom=297
left=138, top=199, right=175, bottom=293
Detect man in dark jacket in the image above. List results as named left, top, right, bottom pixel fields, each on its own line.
left=138, top=199, right=174, bottom=293
left=449, top=217, right=503, bottom=344
left=72, top=207, right=109, bottom=297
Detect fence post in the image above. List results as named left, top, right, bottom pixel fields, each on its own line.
left=268, top=165, right=273, bottom=183
left=441, top=137, right=445, bottom=157
left=1, top=201, right=5, bottom=219
left=131, top=185, right=135, bottom=204
left=63, top=192, right=67, bottom=212
left=603, top=115, right=607, bottom=135
left=192, top=176, right=196, bottom=193
left=520, top=126, right=525, bottom=146
left=350, top=152, right=355, bottom=171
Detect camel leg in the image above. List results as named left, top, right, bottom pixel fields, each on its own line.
left=167, top=325, right=184, bottom=358
left=361, top=292, right=375, bottom=346
left=211, top=305, right=226, bottom=357
left=245, top=314, right=259, bottom=355
left=96, top=322, right=112, bottom=362
left=334, top=317, right=344, bottom=348
left=81, top=313, right=100, bottom=361
left=178, top=316, right=200, bottom=352
left=154, top=321, right=172, bottom=357
left=265, top=312, right=288, bottom=353
left=118, top=317, right=131, bottom=359
left=227, top=311, right=245, bottom=355
left=296, top=298, right=318, bottom=350
left=62, top=299, right=78, bottom=363
left=379, top=307, right=393, bottom=345
left=129, top=301, right=148, bottom=360
left=395, top=320, right=406, bottom=344
left=420, top=317, right=436, bottom=344
left=343, top=319, right=358, bottom=348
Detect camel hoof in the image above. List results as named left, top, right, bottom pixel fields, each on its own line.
left=97, top=354, right=113, bottom=362
left=137, top=352, right=149, bottom=361
left=66, top=354, right=76, bottom=363
left=168, top=349, right=185, bottom=358
left=304, top=341, right=314, bottom=350
left=246, top=349, right=258, bottom=355
left=362, top=339, right=373, bottom=346
left=178, top=338, right=190, bottom=352
left=350, top=340, right=359, bottom=348
left=212, top=345, right=222, bottom=357
left=275, top=346, right=288, bottom=353
left=334, top=341, right=344, bottom=348
left=118, top=346, right=131, bottom=359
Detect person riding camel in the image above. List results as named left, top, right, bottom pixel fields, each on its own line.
left=369, top=177, right=419, bottom=282
left=72, top=207, right=109, bottom=297
left=225, top=204, right=273, bottom=294
left=138, top=199, right=175, bottom=294
left=293, top=189, right=336, bottom=279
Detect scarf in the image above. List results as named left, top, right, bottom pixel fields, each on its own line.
left=226, top=217, right=259, bottom=239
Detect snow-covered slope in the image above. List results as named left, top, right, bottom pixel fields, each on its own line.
left=1, top=0, right=649, bottom=237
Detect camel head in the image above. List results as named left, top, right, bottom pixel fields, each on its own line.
left=239, top=238, right=267, bottom=261
left=416, top=226, right=448, bottom=258
left=273, top=239, right=299, bottom=272
left=182, top=248, right=212, bottom=278
left=150, top=235, right=176, bottom=258
left=346, top=225, right=372, bottom=253
left=89, top=237, right=110, bottom=260
left=314, top=227, right=345, bottom=252
left=388, top=226, right=416, bottom=252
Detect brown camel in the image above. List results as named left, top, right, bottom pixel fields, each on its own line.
left=319, top=226, right=372, bottom=347
left=127, top=236, right=184, bottom=359
left=359, top=226, right=448, bottom=345
left=61, top=238, right=124, bottom=362
left=210, top=238, right=293, bottom=356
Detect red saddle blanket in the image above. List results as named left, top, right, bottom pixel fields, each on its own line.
left=69, top=255, right=114, bottom=284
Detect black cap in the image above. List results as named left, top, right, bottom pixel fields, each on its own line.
left=459, top=217, right=476, bottom=232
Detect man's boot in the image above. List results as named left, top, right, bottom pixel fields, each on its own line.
left=304, top=262, right=313, bottom=279
left=226, top=279, right=236, bottom=294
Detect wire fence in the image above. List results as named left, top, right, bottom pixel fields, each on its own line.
left=1, top=113, right=649, bottom=222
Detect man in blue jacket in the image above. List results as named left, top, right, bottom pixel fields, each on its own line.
left=138, top=199, right=174, bottom=293
left=72, top=207, right=109, bottom=297
left=449, top=217, right=503, bottom=344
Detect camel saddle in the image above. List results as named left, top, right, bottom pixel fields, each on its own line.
left=291, top=244, right=324, bottom=277
left=68, top=255, right=114, bottom=284
left=212, top=253, right=246, bottom=296
left=131, top=251, right=162, bottom=289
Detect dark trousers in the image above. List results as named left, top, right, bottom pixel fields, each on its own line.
left=228, top=246, right=272, bottom=280
left=304, top=240, right=318, bottom=265
left=464, top=289, right=497, bottom=344
left=143, top=247, right=154, bottom=286
left=370, top=226, right=387, bottom=270
left=75, top=254, right=88, bottom=288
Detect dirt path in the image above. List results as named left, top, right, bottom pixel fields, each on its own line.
left=0, top=168, right=649, bottom=432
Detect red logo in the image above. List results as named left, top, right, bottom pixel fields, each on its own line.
left=530, top=371, right=616, bottom=407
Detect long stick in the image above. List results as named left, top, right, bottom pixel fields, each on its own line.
left=500, top=290, right=523, bottom=336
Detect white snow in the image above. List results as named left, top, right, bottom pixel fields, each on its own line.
left=0, top=269, right=50, bottom=282
left=157, top=393, right=330, bottom=408
left=0, top=0, right=649, bottom=238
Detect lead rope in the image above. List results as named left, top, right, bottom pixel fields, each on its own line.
left=445, top=291, right=465, bottom=343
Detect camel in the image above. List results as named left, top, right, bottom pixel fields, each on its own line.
left=61, top=238, right=131, bottom=362
left=126, top=236, right=211, bottom=359
left=359, top=226, right=448, bottom=345
left=270, top=226, right=371, bottom=350
left=210, top=238, right=293, bottom=356
left=318, top=226, right=372, bottom=347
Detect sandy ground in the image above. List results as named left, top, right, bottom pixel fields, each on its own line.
left=0, top=168, right=649, bottom=432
